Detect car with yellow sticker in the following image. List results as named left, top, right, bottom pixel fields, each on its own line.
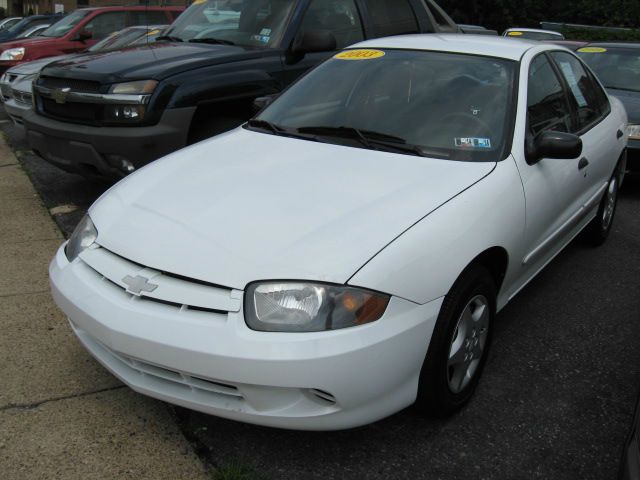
left=578, top=43, right=640, bottom=175
left=23, top=0, right=463, bottom=180
left=49, top=35, right=627, bottom=430
left=503, top=28, right=564, bottom=41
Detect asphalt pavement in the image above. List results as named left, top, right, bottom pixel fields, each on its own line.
left=2, top=108, right=639, bottom=480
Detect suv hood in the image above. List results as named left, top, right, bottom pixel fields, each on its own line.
left=0, top=36, right=59, bottom=51
left=6, top=54, right=69, bottom=76
left=90, top=129, right=495, bottom=290
left=41, top=42, right=264, bottom=83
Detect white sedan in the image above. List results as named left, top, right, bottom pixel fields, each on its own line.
left=50, top=35, right=627, bottom=430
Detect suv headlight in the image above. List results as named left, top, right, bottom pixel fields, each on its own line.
left=245, top=282, right=390, bottom=332
left=108, top=80, right=157, bottom=94
left=65, top=215, right=97, bottom=262
left=627, top=124, right=640, bottom=140
left=0, top=47, right=25, bottom=61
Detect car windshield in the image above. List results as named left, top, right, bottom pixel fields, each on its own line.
left=6, top=17, right=34, bottom=33
left=579, top=48, right=640, bottom=92
left=40, top=10, right=89, bottom=38
left=255, top=49, right=516, bottom=162
left=88, top=27, right=161, bottom=52
left=162, top=0, right=295, bottom=47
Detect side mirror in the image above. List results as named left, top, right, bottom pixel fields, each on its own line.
left=291, top=30, right=337, bottom=55
left=526, top=131, right=582, bottom=164
left=76, top=29, right=92, bottom=41
left=252, top=94, right=278, bottom=113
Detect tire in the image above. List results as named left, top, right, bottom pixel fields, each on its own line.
left=415, top=264, right=496, bottom=417
left=581, top=160, right=622, bottom=246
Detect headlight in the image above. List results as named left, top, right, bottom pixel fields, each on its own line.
left=104, top=104, right=146, bottom=122
left=245, top=282, right=390, bottom=332
left=627, top=124, right=640, bottom=140
left=108, top=80, right=157, bottom=94
left=65, top=215, right=97, bottom=262
left=0, top=48, right=25, bottom=61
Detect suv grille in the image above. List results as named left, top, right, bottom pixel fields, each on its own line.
left=41, top=98, right=99, bottom=122
left=39, top=76, right=101, bottom=93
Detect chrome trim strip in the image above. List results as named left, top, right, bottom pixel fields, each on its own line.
left=35, top=85, right=150, bottom=105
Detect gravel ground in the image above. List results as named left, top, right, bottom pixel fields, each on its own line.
left=3, top=109, right=639, bottom=480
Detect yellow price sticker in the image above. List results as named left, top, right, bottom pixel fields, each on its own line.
left=507, top=31, right=523, bottom=36
left=334, top=49, right=385, bottom=60
left=147, top=29, right=161, bottom=36
left=577, top=47, right=607, bottom=53
left=192, top=0, right=206, bottom=4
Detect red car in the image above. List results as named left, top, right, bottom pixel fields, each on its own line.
left=0, top=6, right=183, bottom=73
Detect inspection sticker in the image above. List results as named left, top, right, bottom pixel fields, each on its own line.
left=577, top=47, right=607, bottom=53
left=334, top=49, right=385, bottom=60
left=455, top=137, right=491, bottom=148
left=507, top=31, right=523, bottom=36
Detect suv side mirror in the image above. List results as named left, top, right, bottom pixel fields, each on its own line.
left=252, top=94, right=278, bottom=113
left=525, top=131, right=582, bottom=164
left=291, top=30, right=337, bottom=55
left=76, top=29, right=92, bottom=41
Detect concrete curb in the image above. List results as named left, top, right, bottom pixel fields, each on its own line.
left=0, top=136, right=209, bottom=480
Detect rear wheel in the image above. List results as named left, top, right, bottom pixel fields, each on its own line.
left=582, top=161, right=622, bottom=246
left=415, top=264, right=496, bottom=417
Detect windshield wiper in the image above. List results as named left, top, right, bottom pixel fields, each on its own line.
left=296, top=126, right=425, bottom=156
left=156, top=35, right=183, bottom=42
left=603, top=85, right=639, bottom=93
left=189, top=38, right=235, bottom=46
left=246, top=119, right=285, bottom=135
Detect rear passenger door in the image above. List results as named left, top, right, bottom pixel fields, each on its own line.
left=128, top=10, right=172, bottom=27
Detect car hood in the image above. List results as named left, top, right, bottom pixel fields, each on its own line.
left=0, top=36, right=58, bottom=50
left=607, top=88, right=640, bottom=124
left=40, top=42, right=264, bottom=84
left=90, top=129, right=495, bottom=290
left=6, top=54, right=69, bottom=75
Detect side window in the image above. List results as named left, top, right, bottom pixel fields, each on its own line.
left=550, top=51, right=605, bottom=132
left=129, top=11, right=170, bottom=26
left=527, top=54, right=572, bottom=136
left=365, top=0, right=419, bottom=37
left=299, top=0, right=364, bottom=50
left=84, top=12, right=128, bottom=40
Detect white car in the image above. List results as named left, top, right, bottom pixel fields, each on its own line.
left=50, top=35, right=627, bottom=431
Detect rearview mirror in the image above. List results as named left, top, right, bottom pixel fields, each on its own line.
left=252, top=94, right=278, bottom=113
left=76, top=29, right=92, bottom=41
left=526, top=131, right=582, bottom=164
left=291, top=30, right=337, bottom=55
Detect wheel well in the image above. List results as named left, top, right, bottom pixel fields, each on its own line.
left=187, top=98, right=255, bottom=144
left=470, top=247, right=509, bottom=292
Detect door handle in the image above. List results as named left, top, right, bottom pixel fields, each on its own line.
left=617, top=129, right=624, bottom=139
left=578, top=157, right=589, bottom=170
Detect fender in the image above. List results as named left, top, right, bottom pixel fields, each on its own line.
left=347, top=157, right=526, bottom=308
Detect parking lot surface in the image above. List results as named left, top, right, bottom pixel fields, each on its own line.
left=2, top=108, right=639, bottom=479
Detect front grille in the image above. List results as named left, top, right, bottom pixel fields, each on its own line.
left=11, top=89, right=32, bottom=105
left=41, top=97, right=100, bottom=122
left=39, top=76, right=101, bottom=93
left=79, top=245, right=242, bottom=315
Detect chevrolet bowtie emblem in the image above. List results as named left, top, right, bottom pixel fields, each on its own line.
left=52, top=87, right=70, bottom=104
left=122, top=274, right=158, bottom=295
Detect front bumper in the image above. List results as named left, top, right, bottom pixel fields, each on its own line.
left=4, top=96, right=30, bottom=127
left=24, top=106, right=195, bottom=180
left=50, top=245, right=441, bottom=430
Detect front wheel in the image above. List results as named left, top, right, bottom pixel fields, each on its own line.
left=582, top=162, right=621, bottom=246
left=415, top=264, right=496, bottom=417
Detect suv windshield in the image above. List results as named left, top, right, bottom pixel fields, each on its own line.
left=162, top=0, right=295, bottom=47
left=579, top=48, right=640, bottom=92
left=88, top=27, right=161, bottom=51
left=40, top=10, right=90, bottom=38
left=256, top=49, right=516, bottom=162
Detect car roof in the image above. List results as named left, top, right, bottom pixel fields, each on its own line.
left=583, top=42, right=640, bottom=49
left=351, top=34, right=539, bottom=61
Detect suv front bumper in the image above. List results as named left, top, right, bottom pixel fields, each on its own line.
left=24, top=107, right=195, bottom=180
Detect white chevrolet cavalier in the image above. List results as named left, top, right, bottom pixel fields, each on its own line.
left=50, top=35, right=627, bottom=430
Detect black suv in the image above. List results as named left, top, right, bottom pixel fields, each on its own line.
left=25, top=0, right=460, bottom=179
